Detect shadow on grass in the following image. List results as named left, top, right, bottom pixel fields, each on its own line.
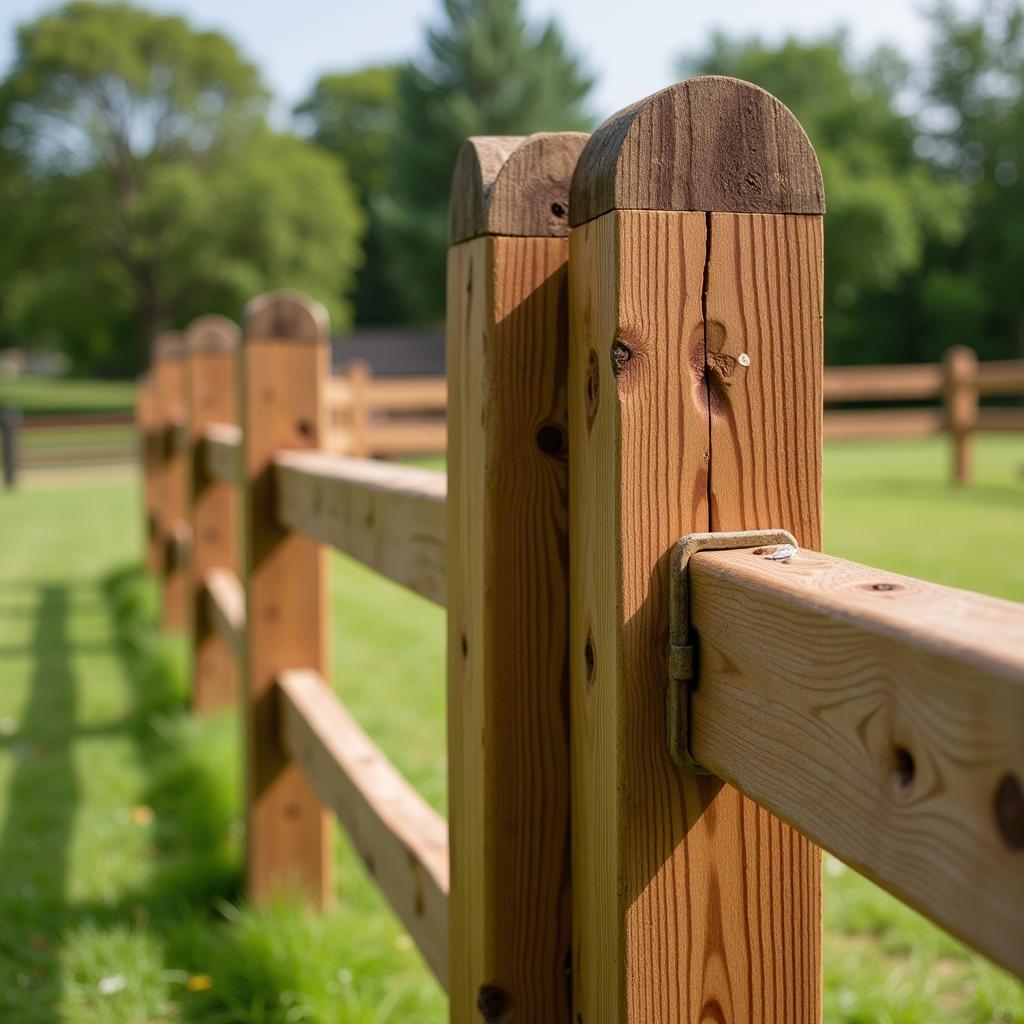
left=0, top=585, right=79, bottom=1021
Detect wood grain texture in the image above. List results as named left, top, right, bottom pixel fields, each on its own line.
left=202, top=423, right=242, bottom=484
left=152, top=332, right=189, bottom=631
left=448, top=132, right=589, bottom=243
left=274, top=451, right=446, bottom=606
left=447, top=233, right=571, bottom=1023
left=569, top=209, right=823, bottom=1023
left=689, top=545, right=1024, bottom=979
left=186, top=315, right=241, bottom=714
left=240, top=291, right=331, bottom=907
left=705, top=212, right=823, bottom=545
left=570, top=76, right=824, bottom=228
left=277, top=669, right=449, bottom=987
left=204, top=568, right=245, bottom=658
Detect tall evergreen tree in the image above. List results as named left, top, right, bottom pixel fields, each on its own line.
left=296, top=66, right=409, bottom=325
left=379, top=0, right=593, bottom=322
left=924, top=1, right=1024, bottom=358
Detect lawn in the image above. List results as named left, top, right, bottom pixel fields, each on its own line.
left=0, top=436, right=1021, bottom=1023
left=0, top=375, right=136, bottom=417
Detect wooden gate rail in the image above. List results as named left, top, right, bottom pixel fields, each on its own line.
left=687, top=543, right=1024, bottom=978
left=274, top=451, right=446, bottom=605
left=203, top=568, right=245, bottom=657
left=201, top=423, right=242, bottom=484
left=131, top=75, right=1024, bottom=1024
left=277, top=668, right=449, bottom=986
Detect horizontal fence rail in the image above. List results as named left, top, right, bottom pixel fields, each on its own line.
left=273, top=451, right=446, bottom=606
left=688, top=543, right=1024, bottom=978
left=201, top=423, right=242, bottom=484
left=203, top=568, right=245, bottom=657
left=277, top=669, right=449, bottom=987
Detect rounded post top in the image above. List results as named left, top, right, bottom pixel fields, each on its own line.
left=243, top=290, right=330, bottom=343
left=185, top=314, right=240, bottom=353
left=569, top=76, right=824, bottom=226
left=153, top=331, right=185, bottom=361
left=448, top=131, right=590, bottom=244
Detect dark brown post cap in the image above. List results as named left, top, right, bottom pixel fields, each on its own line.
left=243, top=290, right=330, bottom=342
left=569, top=76, right=824, bottom=226
left=185, top=314, right=241, bottom=353
left=448, top=131, right=590, bottom=244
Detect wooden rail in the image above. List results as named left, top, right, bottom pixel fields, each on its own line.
left=132, top=76, right=1024, bottom=1024
left=201, top=423, right=242, bottom=484
left=203, top=568, right=245, bottom=657
left=689, top=544, right=1024, bottom=978
left=274, top=451, right=446, bottom=606
left=277, top=669, right=449, bottom=986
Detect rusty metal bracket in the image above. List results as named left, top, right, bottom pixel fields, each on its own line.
left=667, top=528, right=798, bottom=771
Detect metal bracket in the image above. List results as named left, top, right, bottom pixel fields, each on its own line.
left=667, top=529, right=798, bottom=771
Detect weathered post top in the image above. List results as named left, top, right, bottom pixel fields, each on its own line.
left=154, top=331, right=185, bottom=361
left=244, top=290, right=330, bottom=342
left=569, top=75, right=824, bottom=225
left=186, top=314, right=240, bottom=352
left=447, top=131, right=589, bottom=243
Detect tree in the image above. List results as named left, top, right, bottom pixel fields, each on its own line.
left=0, top=2, right=363, bottom=374
left=681, top=35, right=966, bottom=364
left=296, top=66, right=409, bottom=324
left=924, top=1, right=1024, bottom=357
left=380, top=0, right=593, bottom=322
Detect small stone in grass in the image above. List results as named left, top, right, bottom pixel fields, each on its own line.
left=98, top=974, right=127, bottom=995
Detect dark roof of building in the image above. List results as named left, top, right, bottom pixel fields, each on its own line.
left=332, top=327, right=445, bottom=377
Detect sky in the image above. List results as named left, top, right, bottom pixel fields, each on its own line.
left=0, top=0, right=970, bottom=121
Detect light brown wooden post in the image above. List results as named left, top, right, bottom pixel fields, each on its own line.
left=185, top=315, right=241, bottom=713
left=446, top=131, right=587, bottom=1023
left=241, top=291, right=332, bottom=906
left=152, top=332, right=189, bottom=631
left=944, top=345, right=978, bottom=486
left=568, top=76, right=825, bottom=1023
left=347, top=359, right=371, bottom=458
left=135, top=373, right=163, bottom=573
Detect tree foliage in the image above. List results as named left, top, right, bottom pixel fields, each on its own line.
left=380, top=0, right=593, bottom=322
left=682, top=34, right=967, bottom=363
left=923, top=1, right=1024, bottom=356
left=0, top=2, right=363, bottom=374
left=296, top=66, right=408, bottom=324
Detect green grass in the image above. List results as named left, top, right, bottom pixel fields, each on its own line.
left=0, top=436, right=1021, bottom=1022
left=0, top=375, right=136, bottom=416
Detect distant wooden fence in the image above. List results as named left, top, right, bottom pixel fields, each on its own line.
left=136, top=76, right=1024, bottom=1023
left=824, top=350, right=1024, bottom=483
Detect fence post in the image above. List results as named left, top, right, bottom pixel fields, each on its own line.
left=152, top=332, right=190, bottom=630
left=240, top=290, right=331, bottom=906
left=185, top=315, right=241, bottom=713
left=446, top=131, right=588, bottom=1023
left=943, top=345, right=978, bottom=486
left=568, top=77, right=826, bottom=1022
left=346, top=359, right=371, bottom=458
left=1, top=407, right=21, bottom=489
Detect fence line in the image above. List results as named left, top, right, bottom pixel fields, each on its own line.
left=134, top=75, right=1024, bottom=1023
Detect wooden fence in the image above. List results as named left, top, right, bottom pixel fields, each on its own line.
left=136, top=76, right=1024, bottom=1022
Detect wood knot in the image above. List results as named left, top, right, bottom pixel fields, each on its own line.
left=994, top=772, right=1024, bottom=850
left=585, top=349, right=600, bottom=430
left=536, top=423, right=564, bottom=456
left=610, top=341, right=632, bottom=378
left=477, top=984, right=513, bottom=1023
left=584, top=633, right=595, bottom=685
